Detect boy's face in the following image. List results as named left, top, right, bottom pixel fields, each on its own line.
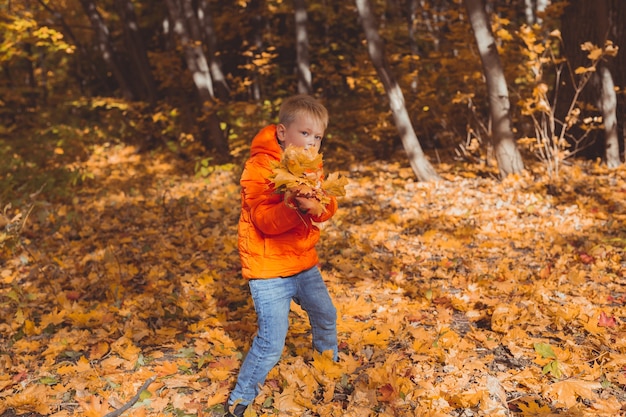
left=277, top=113, right=325, bottom=153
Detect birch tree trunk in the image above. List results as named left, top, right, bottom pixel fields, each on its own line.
left=561, top=0, right=624, bottom=167
left=406, top=0, right=419, bottom=92
left=597, top=66, right=621, bottom=168
left=164, top=0, right=228, bottom=155
left=198, top=0, right=230, bottom=100
left=294, top=0, right=312, bottom=94
left=355, top=0, right=440, bottom=182
left=524, top=0, right=549, bottom=25
left=79, top=0, right=134, bottom=100
left=465, top=0, right=524, bottom=177
left=248, top=0, right=264, bottom=100
left=167, top=0, right=214, bottom=100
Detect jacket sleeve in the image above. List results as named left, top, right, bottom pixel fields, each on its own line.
left=241, top=157, right=305, bottom=235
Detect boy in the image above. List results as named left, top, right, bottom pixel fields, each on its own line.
left=225, top=95, right=338, bottom=417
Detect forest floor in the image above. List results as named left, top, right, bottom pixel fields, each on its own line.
left=1, top=140, right=626, bottom=417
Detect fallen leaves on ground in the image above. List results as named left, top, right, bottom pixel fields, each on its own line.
left=1, top=145, right=625, bottom=416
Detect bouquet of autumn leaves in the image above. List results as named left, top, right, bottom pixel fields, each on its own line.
left=269, top=146, right=348, bottom=217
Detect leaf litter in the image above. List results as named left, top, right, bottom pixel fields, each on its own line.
left=0, top=145, right=625, bottom=417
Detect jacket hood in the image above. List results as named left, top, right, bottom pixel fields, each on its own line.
left=250, top=125, right=281, bottom=159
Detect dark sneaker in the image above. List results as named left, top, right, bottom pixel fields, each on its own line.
left=225, top=403, right=247, bottom=417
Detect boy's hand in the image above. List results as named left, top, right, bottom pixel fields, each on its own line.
left=294, top=195, right=325, bottom=216
left=284, top=190, right=326, bottom=217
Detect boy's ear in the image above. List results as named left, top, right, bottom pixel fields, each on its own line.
left=276, top=124, right=285, bottom=139
left=276, top=124, right=286, bottom=144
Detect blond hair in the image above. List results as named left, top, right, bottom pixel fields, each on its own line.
left=278, top=95, right=329, bottom=130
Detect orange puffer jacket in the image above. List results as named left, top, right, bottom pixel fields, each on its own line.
left=238, top=125, right=337, bottom=279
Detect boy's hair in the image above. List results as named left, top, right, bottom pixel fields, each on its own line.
left=278, top=95, right=329, bottom=130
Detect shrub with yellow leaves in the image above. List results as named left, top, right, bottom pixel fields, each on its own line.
left=268, top=146, right=348, bottom=216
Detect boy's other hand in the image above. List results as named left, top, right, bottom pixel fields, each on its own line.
left=294, top=195, right=326, bottom=216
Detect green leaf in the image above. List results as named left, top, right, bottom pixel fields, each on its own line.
left=534, top=342, right=557, bottom=359
left=176, top=347, right=195, bottom=358
left=39, top=376, right=58, bottom=385
left=542, top=360, right=562, bottom=378
left=139, top=389, right=152, bottom=401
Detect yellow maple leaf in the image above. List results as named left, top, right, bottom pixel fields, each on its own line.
left=338, top=352, right=362, bottom=375
left=111, top=336, right=141, bottom=362
left=269, top=167, right=303, bottom=190
left=322, top=171, right=349, bottom=197
left=4, top=384, right=52, bottom=415
left=204, top=382, right=231, bottom=408
left=273, top=386, right=308, bottom=414
left=75, top=356, right=93, bottom=373
left=281, top=145, right=323, bottom=175
left=89, top=341, right=110, bottom=360
left=268, top=146, right=347, bottom=209
left=77, top=395, right=112, bottom=417
left=543, top=379, right=601, bottom=409
left=206, top=357, right=239, bottom=380
left=448, top=390, right=484, bottom=408
left=516, top=397, right=553, bottom=416
left=311, top=350, right=343, bottom=379
left=153, top=360, right=178, bottom=376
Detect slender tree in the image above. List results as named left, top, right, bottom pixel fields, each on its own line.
left=114, top=0, right=157, bottom=103
left=198, top=0, right=229, bottom=100
left=163, top=0, right=228, bottom=154
left=36, top=0, right=104, bottom=96
left=248, top=0, right=265, bottom=100
left=465, top=0, right=524, bottom=177
left=406, top=0, right=419, bottom=93
left=79, top=0, right=134, bottom=100
left=523, top=0, right=549, bottom=25
left=561, top=0, right=623, bottom=168
left=355, top=0, right=440, bottom=181
left=294, top=0, right=312, bottom=94
left=166, top=0, right=214, bottom=100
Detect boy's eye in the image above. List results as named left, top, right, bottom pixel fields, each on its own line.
left=301, top=131, right=309, bottom=136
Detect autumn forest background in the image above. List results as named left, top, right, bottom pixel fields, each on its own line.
left=1, top=0, right=626, bottom=416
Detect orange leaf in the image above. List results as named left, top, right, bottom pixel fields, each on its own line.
left=89, top=341, right=110, bottom=360
left=377, top=383, right=396, bottom=402
left=4, top=384, right=52, bottom=415
left=598, top=311, right=617, bottom=328
left=153, top=360, right=178, bottom=376
left=77, top=395, right=112, bottom=417
left=111, top=336, right=141, bottom=361
left=543, top=379, right=601, bottom=408
left=516, top=398, right=552, bottom=415
left=311, top=350, right=343, bottom=379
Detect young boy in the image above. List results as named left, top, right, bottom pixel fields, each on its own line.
left=225, top=95, right=338, bottom=417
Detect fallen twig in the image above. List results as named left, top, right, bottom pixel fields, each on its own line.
left=103, top=376, right=157, bottom=417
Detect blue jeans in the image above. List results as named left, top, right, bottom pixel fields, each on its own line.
left=228, top=266, right=337, bottom=407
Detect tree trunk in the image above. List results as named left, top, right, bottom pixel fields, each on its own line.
left=406, top=0, right=419, bottom=92
left=114, top=0, right=157, bottom=104
left=464, top=0, right=524, bottom=178
left=36, top=0, right=106, bottom=96
left=294, top=0, right=312, bottom=94
left=164, top=0, right=228, bottom=155
left=561, top=0, right=624, bottom=167
left=524, top=0, right=549, bottom=25
left=598, top=67, right=621, bottom=168
left=248, top=0, right=265, bottom=100
left=167, top=0, right=214, bottom=100
left=78, top=0, right=134, bottom=100
left=355, top=0, right=440, bottom=182
left=198, top=0, right=230, bottom=100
